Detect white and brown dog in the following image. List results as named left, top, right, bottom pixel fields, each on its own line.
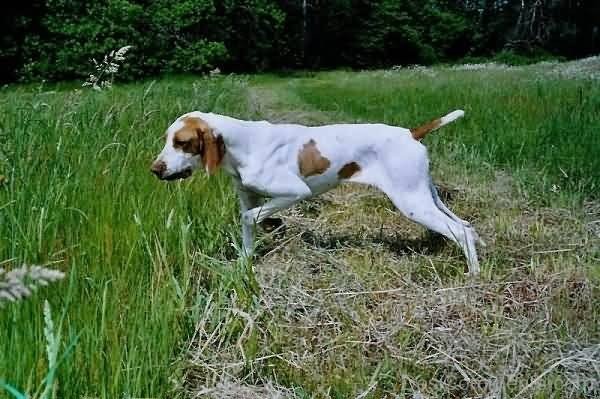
left=151, top=111, right=482, bottom=274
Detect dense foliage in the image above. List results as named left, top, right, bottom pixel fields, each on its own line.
left=1, top=0, right=599, bottom=82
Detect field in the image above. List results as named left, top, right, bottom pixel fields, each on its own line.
left=1, top=60, right=599, bottom=398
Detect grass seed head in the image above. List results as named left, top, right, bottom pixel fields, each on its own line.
left=0, top=265, right=65, bottom=305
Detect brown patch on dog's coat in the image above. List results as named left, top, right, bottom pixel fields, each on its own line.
left=338, top=162, right=361, bottom=179
left=298, top=139, right=331, bottom=177
left=176, top=116, right=225, bottom=175
left=410, top=118, right=442, bottom=140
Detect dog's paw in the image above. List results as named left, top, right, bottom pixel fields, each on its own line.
left=260, top=217, right=286, bottom=236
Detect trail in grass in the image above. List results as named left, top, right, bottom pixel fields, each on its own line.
left=247, top=75, right=343, bottom=124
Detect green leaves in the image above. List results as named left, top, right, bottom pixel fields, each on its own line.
left=170, top=41, right=229, bottom=73
left=3, top=1, right=600, bottom=82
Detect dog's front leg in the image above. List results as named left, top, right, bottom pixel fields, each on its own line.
left=242, top=196, right=303, bottom=228
left=239, top=171, right=312, bottom=255
left=234, top=180, right=262, bottom=257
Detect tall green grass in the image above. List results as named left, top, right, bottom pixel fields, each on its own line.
left=0, top=76, right=248, bottom=398
left=282, top=70, right=600, bottom=199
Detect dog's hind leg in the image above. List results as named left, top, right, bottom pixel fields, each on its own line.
left=429, top=180, right=470, bottom=226
left=347, top=168, right=480, bottom=274
left=429, top=180, right=485, bottom=246
left=383, top=182, right=480, bottom=275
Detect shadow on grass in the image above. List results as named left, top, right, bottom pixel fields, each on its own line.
left=298, top=229, right=449, bottom=256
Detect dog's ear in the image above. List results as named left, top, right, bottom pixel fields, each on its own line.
left=201, top=128, right=225, bottom=175
left=183, top=116, right=226, bottom=175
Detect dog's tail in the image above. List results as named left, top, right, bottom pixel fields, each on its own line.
left=410, top=110, right=465, bottom=140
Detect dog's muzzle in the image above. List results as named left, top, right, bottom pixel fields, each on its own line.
left=150, top=161, right=192, bottom=181
left=150, top=160, right=166, bottom=177
left=162, top=169, right=192, bottom=180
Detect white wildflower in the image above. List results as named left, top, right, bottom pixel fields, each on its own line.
left=390, top=64, right=437, bottom=78
left=544, top=55, right=600, bottom=80
left=82, top=45, right=133, bottom=90
left=114, top=45, right=132, bottom=61
left=451, top=62, right=515, bottom=71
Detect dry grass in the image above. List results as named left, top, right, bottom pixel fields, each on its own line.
left=193, top=380, right=297, bottom=399
left=183, top=151, right=599, bottom=397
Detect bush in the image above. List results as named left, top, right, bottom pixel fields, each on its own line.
left=492, top=49, right=564, bottom=66
left=20, top=0, right=146, bottom=81
left=170, top=41, right=229, bottom=73
left=215, top=0, right=287, bottom=71
left=15, top=0, right=285, bottom=81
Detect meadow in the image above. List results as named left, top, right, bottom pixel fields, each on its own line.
left=1, top=61, right=598, bottom=398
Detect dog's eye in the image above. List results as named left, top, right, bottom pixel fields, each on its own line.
left=174, top=139, right=186, bottom=146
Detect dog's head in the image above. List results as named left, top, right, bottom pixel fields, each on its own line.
left=151, top=115, right=225, bottom=180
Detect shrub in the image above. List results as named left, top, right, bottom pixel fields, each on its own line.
left=493, top=49, right=564, bottom=66
left=170, top=40, right=229, bottom=73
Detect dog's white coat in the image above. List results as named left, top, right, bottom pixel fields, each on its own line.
left=154, top=111, right=481, bottom=274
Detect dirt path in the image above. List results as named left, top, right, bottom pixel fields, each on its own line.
left=246, top=77, right=345, bottom=124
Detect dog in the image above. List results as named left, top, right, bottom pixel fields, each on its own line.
left=151, top=110, right=482, bottom=275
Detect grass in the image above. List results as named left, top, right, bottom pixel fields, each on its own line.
left=1, top=62, right=599, bottom=398
left=0, top=76, right=247, bottom=397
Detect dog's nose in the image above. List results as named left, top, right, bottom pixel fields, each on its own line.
left=151, top=161, right=166, bottom=177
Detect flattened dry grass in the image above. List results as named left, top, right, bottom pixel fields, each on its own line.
left=184, top=160, right=599, bottom=398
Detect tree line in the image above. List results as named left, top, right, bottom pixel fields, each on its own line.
left=1, top=0, right=598, bottom=83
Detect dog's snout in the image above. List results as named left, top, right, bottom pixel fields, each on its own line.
left=151, top=161, right=166, bottom=177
